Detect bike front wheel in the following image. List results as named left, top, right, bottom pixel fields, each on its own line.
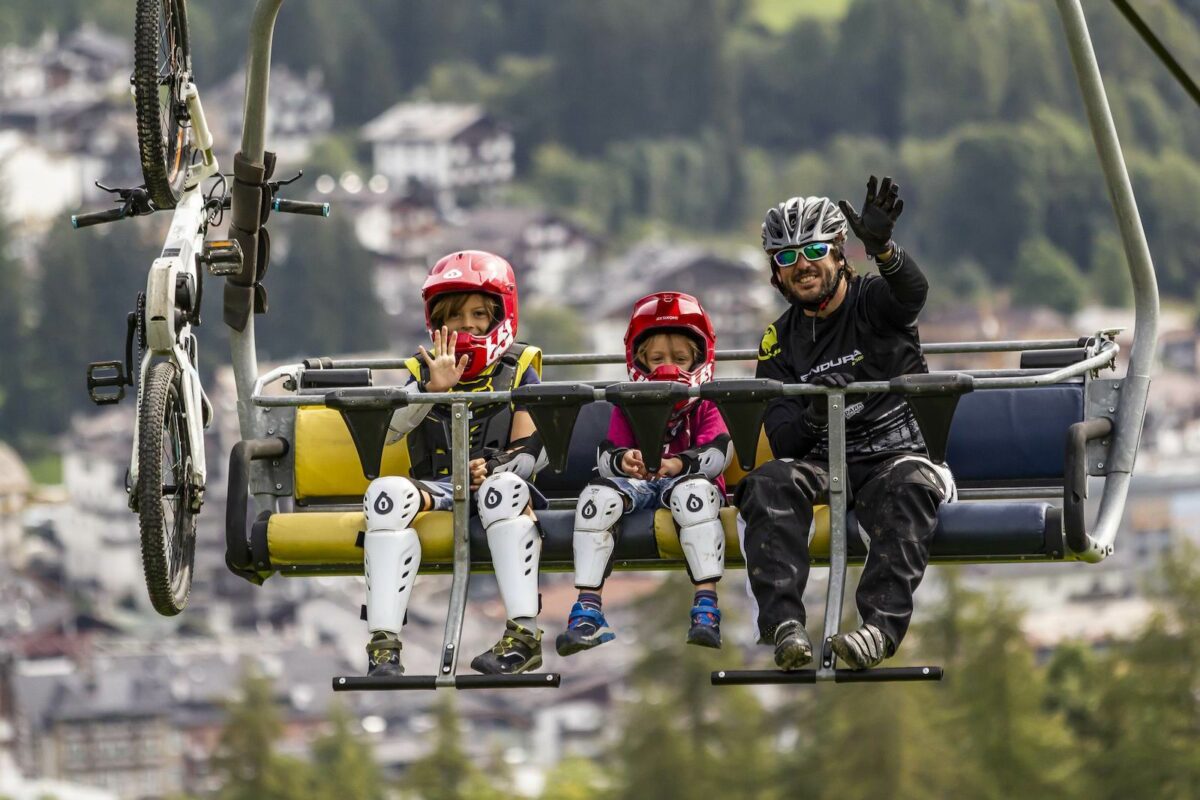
left=137, top=361, right=198, bottom=616
left=133, top=0, right=193, bottom=209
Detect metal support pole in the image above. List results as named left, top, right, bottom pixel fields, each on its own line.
left=437, top=401, right=472, bottom=686
left=230, top=0, right=284, bottom=513
left=817, top=390, right=847, bottom=680
left=1055, top=0, right=1160, bottom=561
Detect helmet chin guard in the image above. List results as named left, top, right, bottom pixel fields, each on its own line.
left=421, top=250, right=519, bottom=380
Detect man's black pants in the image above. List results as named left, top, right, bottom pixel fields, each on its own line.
left=734, top=455, right=944, bottom=650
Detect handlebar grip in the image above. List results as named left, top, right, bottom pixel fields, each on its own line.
left=71, top=207, right=126, bottom=229
left=272, top=198, right=330, bottom=217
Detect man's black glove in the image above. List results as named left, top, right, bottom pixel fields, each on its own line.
left=801, top=372, right=856, bottom=430
left=838, top=175, right=903, bottom=257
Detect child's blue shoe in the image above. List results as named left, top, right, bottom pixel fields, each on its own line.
left=555, top=602, right=615, bottom=656
left=686, top=604, right=722, bottom=649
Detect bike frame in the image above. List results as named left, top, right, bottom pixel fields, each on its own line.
left=124, top=69, right=219, bottom=505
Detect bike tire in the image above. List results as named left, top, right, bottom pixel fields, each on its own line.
left=134, top=0, right=193, bottom=209
left=137, top=361, right=198, bottom=616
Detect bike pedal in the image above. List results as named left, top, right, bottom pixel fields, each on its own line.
left=86, top=361, right=130, bottom=405
left=198, top=239, right=243, bottom=276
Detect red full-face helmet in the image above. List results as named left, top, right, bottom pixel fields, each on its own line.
left=624, top=292, right=717, bottom=417
left=422, top=250, right=519, bottom=380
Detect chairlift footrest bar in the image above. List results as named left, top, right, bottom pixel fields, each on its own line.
left=711, top=666, right=943, bottom=685
left=332, top=673, right=562, bottom=691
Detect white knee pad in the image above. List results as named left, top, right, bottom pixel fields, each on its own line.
left=669, top=477, right=725, bottom=582
left=572, top=482, right=625, bottom=589
left=364, top=476, right=423, bottom=531
left=478, top=473, right=541, bottom=618
left=477, top=472, right=531, bottom=528
left=363, top=477, right=424, bottom=633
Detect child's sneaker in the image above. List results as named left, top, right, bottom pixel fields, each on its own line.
left=555, top=602, right=615, bottom=656
left=686, top=603, right=722, bottom=649
left=366, top=632, right=404, bottom=677
left=471, top=620, right=543, bottom=675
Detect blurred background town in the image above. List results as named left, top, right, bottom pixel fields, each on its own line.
left=0, top=1, right=1199, bottom=798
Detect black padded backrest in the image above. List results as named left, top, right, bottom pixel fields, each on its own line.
left=946, top=383, right=1085, bottom=484
left=533, top=401, right=613, bottom=497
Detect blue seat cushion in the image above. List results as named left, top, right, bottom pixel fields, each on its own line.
left=946, top=384, right=1084, bottom=484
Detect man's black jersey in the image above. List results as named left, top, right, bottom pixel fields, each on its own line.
left=755, top=247, right=931, bottom=464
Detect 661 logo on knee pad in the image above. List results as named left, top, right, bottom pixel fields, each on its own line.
left=581, top=500, right=597, bottom=519
left=484, top=487, right=502, bottom=509
left=374, top=492, right=394, bottom=515
left=687, top=495, right=703, bottom=513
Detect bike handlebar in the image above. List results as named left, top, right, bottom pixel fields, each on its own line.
left=72, top=207, right=128, bottom=229
left=273, top=198, right=330, bottom=217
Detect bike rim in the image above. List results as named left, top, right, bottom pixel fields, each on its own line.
left=156, top=0, right=187, bottom=185
left=159, top=383, right=191, bottom=595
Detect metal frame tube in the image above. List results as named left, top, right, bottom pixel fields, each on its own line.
left=817, top=390, right=848, bottom=680
left=436, top=401, right=472, bottom=686
left=229, top=0, right=284, bottom=514
left=1055, top=0, right=1160, bottom=561
left=265, top=338, right=1095, bottom=372
left=250, top=343, right=1117, bottom=410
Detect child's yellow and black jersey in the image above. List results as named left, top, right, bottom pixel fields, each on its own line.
left=402, top=343, right=542, bottom=480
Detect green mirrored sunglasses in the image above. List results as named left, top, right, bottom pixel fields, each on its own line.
left=773, top=242, right=831, bottom=267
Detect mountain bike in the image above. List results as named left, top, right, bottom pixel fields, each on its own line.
left=75, top=0, right=328, bottom=615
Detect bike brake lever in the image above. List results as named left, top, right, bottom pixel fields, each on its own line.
left=268, top=170, right=304, bottom=191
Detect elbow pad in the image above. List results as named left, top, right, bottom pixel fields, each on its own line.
left=678, top=434, right=733, bottom=480
left=386, top=383, right=433, bottom=444
left=485, top=433, right=548, bottom=480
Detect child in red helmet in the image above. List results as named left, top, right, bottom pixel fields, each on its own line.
left=362, top=250, right=550, bottom=678
left=556, top=292, right=734, bottom=655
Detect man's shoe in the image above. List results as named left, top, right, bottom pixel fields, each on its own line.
left=471, top=619, right=543, bottom=675
left=686, top=604, right=722, bottom=649
left=830, top=623, right=890, bottom=670
left=555, top=603, right=615, bottom=656
left=366, top=632, right=404, bottom=678
left=773, top=620, right=813, bottom=671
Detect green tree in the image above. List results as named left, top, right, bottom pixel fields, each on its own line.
left=930, top=128, right=1042, bottom=277
left=1079, top=551, right=1200, bottom=799
left=258, top=216, right=386, bottom=361
left=537, top=757, right=610, bottom=800
left=611, top=576, right=776, bottom=800
left=0, top=213, right=26, bottom=442
left=308, top=704, right=385, bottom=800
left=936, top=592, right=1083, bottom=799
left=1011, top=237, right=1089, bottom=315
left=24, top=220, right=151, bottom=444
left=401, top=695, right=482, bottom=800
left=212, top=670, right=312, bottom=800
left=1090, top=229, right=1133, bottom=307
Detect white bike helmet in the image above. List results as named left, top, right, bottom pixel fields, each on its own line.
left=761, top=196, right=848, bottom=251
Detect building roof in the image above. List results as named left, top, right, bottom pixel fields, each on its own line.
left=589, top=242, right=764, bottom=318
left=362, top=102, right=490, bottom=144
